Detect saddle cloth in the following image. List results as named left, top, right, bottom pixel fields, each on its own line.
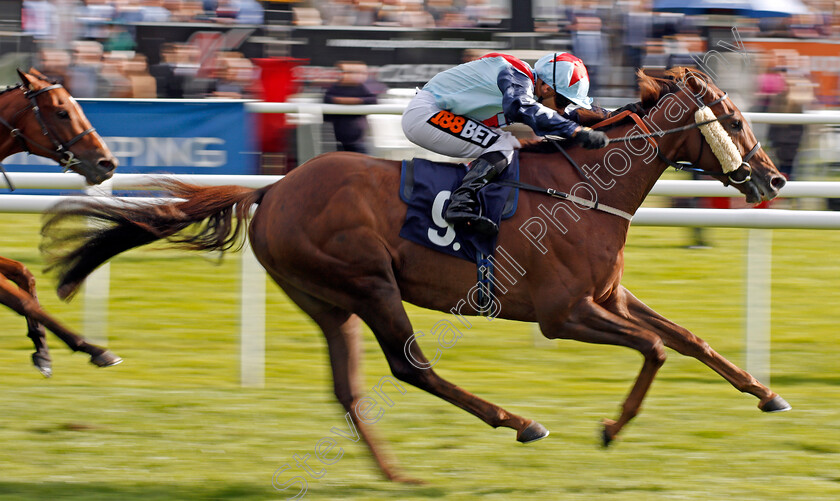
left=398, top=153, right=519, bottom=262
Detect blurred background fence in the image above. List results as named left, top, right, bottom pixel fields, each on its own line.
left=5, top=166, right=840, bottom=388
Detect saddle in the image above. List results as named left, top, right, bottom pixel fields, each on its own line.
left=398, top=153, right=519, bottom=262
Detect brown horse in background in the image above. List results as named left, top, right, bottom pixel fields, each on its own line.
left=42, top=68, right=789, bottom=480
left=1, top=69, right=121, bottom=376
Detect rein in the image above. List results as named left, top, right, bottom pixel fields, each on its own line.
left=604, top=114, right=732, bottom=143
left=0, top=83, right=97, bottom=190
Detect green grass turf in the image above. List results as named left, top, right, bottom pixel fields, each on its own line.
left=0, top=213, right=838, bottom=500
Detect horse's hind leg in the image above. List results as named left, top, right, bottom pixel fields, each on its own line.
left=620, top=286, right=790, bottom=412
left=270, top=277, right=417, bottom=482
left=355, top=286, right=548, bottom=444
left=540, top=295, right=667, bottom=446
left=0, top=268, right=121, bottom=371
left=0, top=258, right=51, bottom=376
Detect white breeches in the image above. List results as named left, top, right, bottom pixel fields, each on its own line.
left=401, top=90, right=520, bottom=163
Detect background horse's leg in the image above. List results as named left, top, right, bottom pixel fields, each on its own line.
left=0, top=257, right=51, bottom=376
left=0, top=273, right=121, bottom=370
left=540, top=295, right=667, bottom=446
left=272, top=276, right=417, bottom=482
left=619, top=286, right=790, bottom=412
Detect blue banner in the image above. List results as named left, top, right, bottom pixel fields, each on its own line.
left=4, top=100, right=256, bottom=176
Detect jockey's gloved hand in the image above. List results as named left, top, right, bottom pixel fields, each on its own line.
left=610, top=102, right=645, bottom=116
left=576, top=127, right=609, bottom=149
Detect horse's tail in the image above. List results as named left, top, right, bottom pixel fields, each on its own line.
left=41, top=179, right=271, bottom=300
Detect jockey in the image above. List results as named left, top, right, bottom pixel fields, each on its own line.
left=402, top=52, right=614, bottom=235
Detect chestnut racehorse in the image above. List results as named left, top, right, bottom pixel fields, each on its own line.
left=2, top=69, right=121, bottom=376
left=42, top=68, right=789, bottom=480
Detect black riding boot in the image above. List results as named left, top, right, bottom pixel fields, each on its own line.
left=444, top=151, right=508, bottom=235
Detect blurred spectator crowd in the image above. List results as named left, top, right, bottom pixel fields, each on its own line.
left=21, top=1, right=840, bottom=103
left=24, top=0, right=263, bottom=98
left=292, top=0, right=505, bottom=28
left=24, top=0, right=265, bottom=33
left=36, top=41, right=259, bottom=99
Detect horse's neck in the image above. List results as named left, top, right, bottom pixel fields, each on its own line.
left=614, top=119, right=674, bottom=207
left=0, top=89, right=26, bottom=159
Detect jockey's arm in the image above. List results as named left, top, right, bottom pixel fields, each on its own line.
left=564, top=106, right=611, bottom=127
left=498, top=67, right=582, bottom=139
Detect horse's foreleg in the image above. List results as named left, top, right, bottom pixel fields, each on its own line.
left=541, top=295, right=667, bottom=446
left=0, top=258, right=51, bottom=376
left=0, top=275, right=121, bottom=370
left=620, top=286, right=790, bottom=412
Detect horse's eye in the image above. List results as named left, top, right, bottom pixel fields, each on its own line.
left=730, top=120, right=742, bottom=131
left=56, top=110, right=70, bottom=119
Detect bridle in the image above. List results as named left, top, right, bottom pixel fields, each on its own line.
left=0, top=83, right=96, bottom=172
left=502, top=77, right=766, bottom=221
left=511, top=86, right=764, bottom=221
left=609, top=91, right=762, bottom=186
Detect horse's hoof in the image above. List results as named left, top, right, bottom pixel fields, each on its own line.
left=517, top=420, right=550, bottom=443
left=601, top=419, right=617, bottom=448
left=32, top=354, right=52, bottom=378
left=601, top=427, right=612, bottom=447
left=34, top=363, right=52, bottom=378
left=389, top=474, right=425, bottom=485
left=90, top=351, right=123, bottom=368
left=57, top=282, right=79, bottom=301
left=760, top=395, right=792, bottom=413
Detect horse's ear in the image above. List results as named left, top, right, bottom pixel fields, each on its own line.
left=17, top=68, right=34, bottom=90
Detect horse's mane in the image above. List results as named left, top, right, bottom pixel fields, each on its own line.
left=520, top=66, right=714, bottom=154
left=0, top=84, right=23, bottom=96
left=638, top=66, right=713, bottom=108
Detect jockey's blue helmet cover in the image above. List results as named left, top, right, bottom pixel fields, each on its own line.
left=534, top=53, right=593, bottom=109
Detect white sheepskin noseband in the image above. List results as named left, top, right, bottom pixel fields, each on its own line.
left=695, top=106, right=741, bottom=173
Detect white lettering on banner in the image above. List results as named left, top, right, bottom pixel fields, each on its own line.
left=193, top=138, right=227, bottom=167
left=4, top=137, right=227, bottom=168
left=106, top=137, right=227, bottom=168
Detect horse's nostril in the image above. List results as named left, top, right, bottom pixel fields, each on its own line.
left=770, top=175, right=786, bottom=191
left=98, top=158, right=117, bottom=172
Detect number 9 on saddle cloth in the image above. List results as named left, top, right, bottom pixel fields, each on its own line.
left=398, top=154, right=520, bottom=263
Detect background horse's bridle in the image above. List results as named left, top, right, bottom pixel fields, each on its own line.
left=0, top=84, right=96, bottom=171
